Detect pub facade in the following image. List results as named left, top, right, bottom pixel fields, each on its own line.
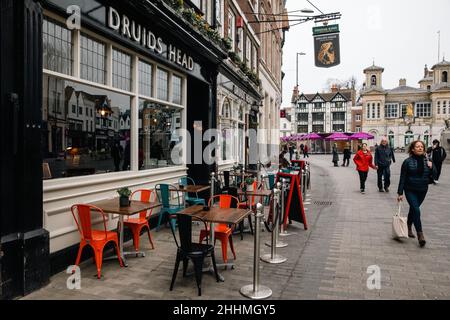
left=0, top=0, right=234, bottom=299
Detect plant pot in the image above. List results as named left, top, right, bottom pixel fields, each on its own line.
left=119, top=196, right=130, bottom=207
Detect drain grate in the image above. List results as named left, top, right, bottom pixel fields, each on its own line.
left=313, top=201, right=333, bottom=206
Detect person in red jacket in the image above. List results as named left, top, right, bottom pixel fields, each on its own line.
left=353, top=143, right=378, bottom=194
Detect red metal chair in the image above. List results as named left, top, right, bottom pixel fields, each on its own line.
left=199, top=195, right=240, bottom=264
left=71, top=204, right=124, bottom=279
left=237, top=180, right=262, bottom=236
left=124, top=189, right=156, bottom=252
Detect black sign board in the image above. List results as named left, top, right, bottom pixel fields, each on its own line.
left=314, top=32, right=340, bottom=68
left=276, top=172, right=308, bottom=230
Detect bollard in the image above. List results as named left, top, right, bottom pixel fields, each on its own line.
left=210, top=171, right=216, bottom=199
left=279, top=178, right=297, bottom=237
left=240, top=203, right=273, bottom=300
left=261, top=188, right=287, bottom=264
left=301, top=169, right=307, bottom=200
left=266, top=180, right=289, bottom=246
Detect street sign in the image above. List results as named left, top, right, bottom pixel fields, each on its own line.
left=313, top=24, right=339, bottom=36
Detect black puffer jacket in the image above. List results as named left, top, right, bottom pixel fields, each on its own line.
left=397, top=156, right=431, bottom=195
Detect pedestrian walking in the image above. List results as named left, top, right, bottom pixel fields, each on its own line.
left=353, top=143, right=377, bottom=194
left=289, top=144, right=295, bottom=161
left=110, top=141, right=123, bottom=172
left=332, top=143, right=339, bottom=167
left=342, top=143, right=352, bottom=167
left=303, top=144, right=310, bottom=158
left=427, top=140, right=447, bottom=184
left=375, top=137, right=396, bottom=192
left=397, top=140, right=433, bottom=248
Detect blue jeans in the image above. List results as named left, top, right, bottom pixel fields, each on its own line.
left=405, top=190, right=427, bottom=233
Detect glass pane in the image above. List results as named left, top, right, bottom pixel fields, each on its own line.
left=43, top=17, right=73, bottom=75
left=80, top=33, right=106, bottom=85
left=42, top=74, right=132, bottom=179
left=139, top=61, right=153, bottom=97
left=172, top=75, right=182, bottom=105
left=157, top=68, right=169, bottom=101
left=112, top=48, right=132, bottom=92
left=139, top=99, right=182, bottom=170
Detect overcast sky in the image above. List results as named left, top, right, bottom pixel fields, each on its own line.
left=282, top=0, right=450, bottom=106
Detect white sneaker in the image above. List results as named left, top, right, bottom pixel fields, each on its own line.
left=435, top=180, right=439, bottom=184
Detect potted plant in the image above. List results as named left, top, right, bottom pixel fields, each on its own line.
left=117, top=187, right=132, bottom=207
left=244, top=177, right=255, bottom=192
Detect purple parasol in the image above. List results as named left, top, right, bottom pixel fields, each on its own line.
left=325, top=132, right=351, bottom=141
left=349, top=132, right=375, bottom=140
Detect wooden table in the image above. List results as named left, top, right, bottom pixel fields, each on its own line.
left=89, top=198, right=162, bottom=267
left=179, top=205, right=252, bottom=279
left=177, top=185, right=210, bottom=193
left=181, top=205, right=251, bottom=225
left=176, top=184, right=209, bottom=206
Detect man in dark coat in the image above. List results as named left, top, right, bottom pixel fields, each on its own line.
left=375, top=137, right=396, bottom=192
left=427, top=140, right=447, bottom=183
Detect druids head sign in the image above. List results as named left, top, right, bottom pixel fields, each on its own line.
left=313, top=24, right=341, bottom=68
left=108, top=7, right=194, bottom=71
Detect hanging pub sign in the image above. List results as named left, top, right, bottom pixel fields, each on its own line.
left=313, top=24, right=341, bottom=68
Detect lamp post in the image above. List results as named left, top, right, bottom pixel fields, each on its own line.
left=296, top=52, right=306, bottom=87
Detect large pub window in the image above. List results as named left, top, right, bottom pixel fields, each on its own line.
left=42, top=14, right=186, bottom=180
left=42, top=75, right=132, bottom=178
left=138, top=100, right=182, bottom=170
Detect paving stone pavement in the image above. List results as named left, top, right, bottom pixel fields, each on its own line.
left=23, top=153, right=450, bottom=300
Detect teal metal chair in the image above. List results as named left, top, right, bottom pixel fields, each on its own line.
left=179, top=177, right=206, bottom=207
left=155, top=184, right=184, bottom=231
left=264, top=174, right=276, bottom=205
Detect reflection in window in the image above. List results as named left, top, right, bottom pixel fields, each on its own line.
left=172, top=75, right=182, bottom=105
left=157, top=68, right=169, bottom=101
left=112, top=48, right=132, bottom=91
left=139, top=100, right=182, bottom=170
left=43, top=18, right=73, bottom=75
left=139, top=61, right=153, bottom=97
left=42, top=75, right=131, bottom=179
left=80, top=33, right=106, bottom=84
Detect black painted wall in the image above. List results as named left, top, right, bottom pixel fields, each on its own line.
left=0, top=0, right=49, bottom=300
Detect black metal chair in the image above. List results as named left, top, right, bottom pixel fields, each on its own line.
left=169, top=213, right=220, bottom=296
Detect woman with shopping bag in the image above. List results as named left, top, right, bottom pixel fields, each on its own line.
left=397, top=141, right=433, bottom=248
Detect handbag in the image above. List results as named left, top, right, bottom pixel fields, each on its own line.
left=392, top=203, right=408, bottom=240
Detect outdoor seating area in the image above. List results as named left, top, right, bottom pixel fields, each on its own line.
left=62, top=163, right=312, bottom=299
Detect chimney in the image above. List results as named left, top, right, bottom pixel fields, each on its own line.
left=331, top=84, right=338, bottom=93
left=292, top=85, right=299, bottom=102
left=399, top=78, right=407, bottom=86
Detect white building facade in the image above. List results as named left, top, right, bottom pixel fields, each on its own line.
left=361, top=61, right=450, bottom=149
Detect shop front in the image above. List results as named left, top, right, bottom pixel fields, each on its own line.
left=0, top=0, right=226, bottom=299
left=217, top=62, right=261, bottom=172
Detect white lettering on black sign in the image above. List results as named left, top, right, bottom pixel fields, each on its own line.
left=108, top=7, right=194, bottom=71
